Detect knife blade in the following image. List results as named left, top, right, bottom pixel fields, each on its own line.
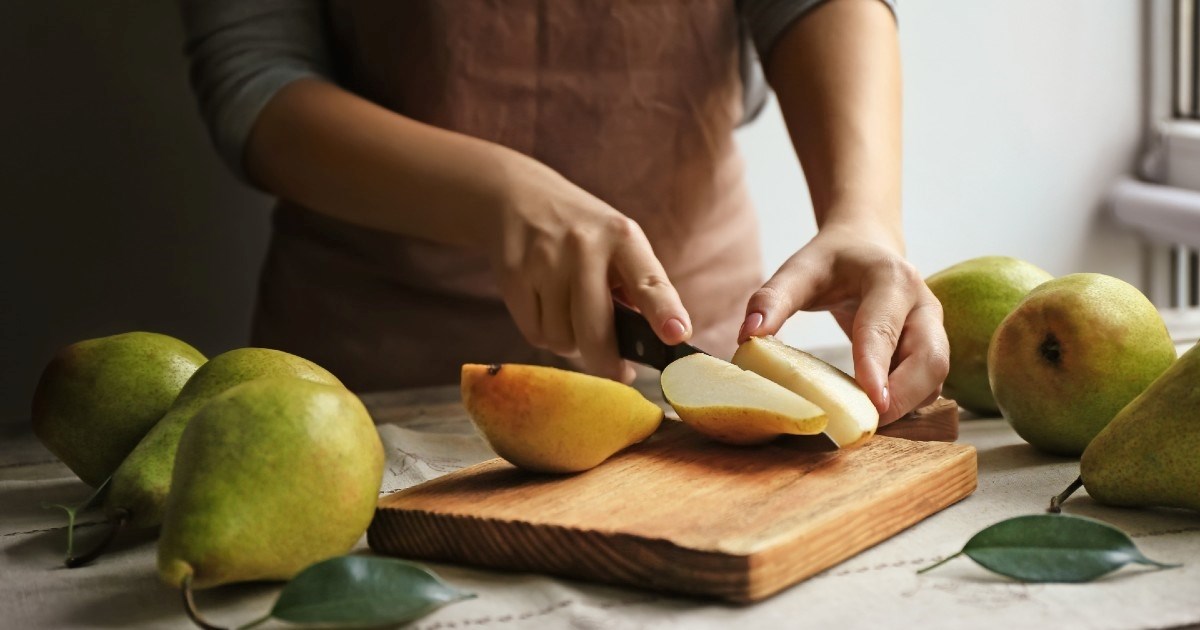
left=613, top=301, right=706, bottom=371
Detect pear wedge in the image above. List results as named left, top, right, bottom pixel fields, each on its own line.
left=661, top=353, right=827, bottom=445
left=732, top=336, right=878, bottom=448
left=462, top=364, right=663, bottom=474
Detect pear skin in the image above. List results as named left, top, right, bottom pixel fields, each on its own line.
left=32, top=332, right=206, bottom=487
left=661, top=353, right=827, bottom=445
left=731, top=336, right=878, bottom=447
left=106, top=348, right=342, bottom=528
left=157, top=378, right=383, bottom=589
left=461, top=364, right=663, bottom=473
left=1080, top=342, right=1200, bottom=511
left=989, top=273, right=1177, bottom=456
left=926, top=256, right=1053, bottom=415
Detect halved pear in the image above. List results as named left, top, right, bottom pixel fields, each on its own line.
left=660, top=354, right=827, bottom=445
left=732, top=336, right=878, bottom=448
left=461, top=364, right=663, bottom=474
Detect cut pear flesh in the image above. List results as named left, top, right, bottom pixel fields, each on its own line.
left=732, top=336, right=878, bottom=448
left=660, top=354, right=828, bottom=445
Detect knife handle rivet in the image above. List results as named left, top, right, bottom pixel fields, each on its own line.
left=634, top=340, right=645, bottom=358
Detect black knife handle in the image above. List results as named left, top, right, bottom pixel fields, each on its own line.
left=613, top=301, right=703, bottom=371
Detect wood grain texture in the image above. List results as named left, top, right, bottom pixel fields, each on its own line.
left=876, top=398, right=959, bottom=442
left=369, top=423, right=977, bottom=602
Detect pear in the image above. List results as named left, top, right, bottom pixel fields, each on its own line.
left=926, top=256, right=1053, bottom=415
left=104, top=348, right=342, bottom=530
left=461, top=363, right=663, bottom=473
left=32, top=332, right=206, bottom=487
left=1076, top=341, right=1200, bottom=510
left=989, top=273, right=1177, bottom=456
left=661, top=353, right=828, bottom=445
left=731, top=336, right=879, bottom=447
left=158, top=378, right=383, bottom=589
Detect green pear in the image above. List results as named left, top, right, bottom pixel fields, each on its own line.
left=104, top=348, right=342, bottom=529
left=988, top=273, right=1177, bottom=456
left=925, top=256, right=1053, bottom=415
left=157, top=377, right=383, bottom=589
left=1079, top=341, right=1200, bottom=510
left=32, top=332, right=206, bottom=487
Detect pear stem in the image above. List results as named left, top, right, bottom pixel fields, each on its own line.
left=183, top=574, right=230, bottom=630
left=916, top=552, right=962, bottom=575
left=65, top=509, right=127, bottom=568
left=1049, top=476, right=1084, bottom=514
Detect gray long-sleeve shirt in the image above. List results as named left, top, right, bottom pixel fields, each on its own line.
left=179, top=0, right=896, bottom=182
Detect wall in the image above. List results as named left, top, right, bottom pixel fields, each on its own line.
left=2, top=1, right=1144, bottom=431
left=1, top=2, right=273, bottom=434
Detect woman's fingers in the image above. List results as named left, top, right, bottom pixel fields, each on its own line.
left=741, top=252, right=826, bottom=342
left=570, top=249, right=628, bottom=381
left=610, top=218, right=691, bottom=345
left=878, top=299, right=949, bottom=424
left=850, top=262, right=919, bottom=415
left=538, top=274, right=575, bottom=355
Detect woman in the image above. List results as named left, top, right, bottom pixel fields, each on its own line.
left=180, top=0, right=947, bottom=426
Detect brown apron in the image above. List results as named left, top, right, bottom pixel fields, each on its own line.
left=251, top=0, right=764, bottom=392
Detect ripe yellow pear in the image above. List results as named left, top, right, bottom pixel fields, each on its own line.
left=731, top=336, right=878, bottom=447
left=461, top=363, right=663, bottom=473
left=1078, top=342, right=1200, bottom=510
left=158, top=378, right=383, bottom=589
left=988, top=273, right=1177, bottom=456
left=32, top=332, right=206, bottom=487
left=661, top=353, right=828, bottom=445
left=926, top=256, right=1053, bottom=415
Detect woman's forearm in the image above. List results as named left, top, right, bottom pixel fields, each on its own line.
left=763, top=0, right=902, bottom=249
left=244, top=77, right=537, bottom=249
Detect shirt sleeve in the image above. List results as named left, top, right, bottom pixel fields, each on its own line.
left=178, top=0, right=334, bottom=182
left=739, top=0, right=898, bottom=62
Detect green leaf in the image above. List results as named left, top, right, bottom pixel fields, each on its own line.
left=266, top=556, right=474, bottom=628
left=919, top=514, right=1180, bottom=582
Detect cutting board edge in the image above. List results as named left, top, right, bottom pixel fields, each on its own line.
left=737, top=443, right=979, bottom=602
left=367, top=507, right=756, bottom=599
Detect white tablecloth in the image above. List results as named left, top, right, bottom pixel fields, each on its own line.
left=3, top=385, right=1199, bottom=630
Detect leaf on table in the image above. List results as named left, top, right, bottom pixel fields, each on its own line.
left=918, top=513, right=1180, bottom=582
left=267, top=556, right=474, bottom=628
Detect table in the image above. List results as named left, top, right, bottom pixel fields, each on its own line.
left=3, top=384, right=1199, bottom=629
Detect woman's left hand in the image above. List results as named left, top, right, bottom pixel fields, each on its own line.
left=738, top=222, right=949, bottom=426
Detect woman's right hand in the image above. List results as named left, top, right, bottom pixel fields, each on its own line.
left=486, top=154, right=692, bottom=382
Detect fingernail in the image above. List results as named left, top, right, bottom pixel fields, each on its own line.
left=663, top=318, right=686, bottom=339
left=741, top=312, right=764, bottom=338
left=880, top=385, right=891, bottom=412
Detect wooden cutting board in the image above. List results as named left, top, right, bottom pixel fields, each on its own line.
left=369, top=401, right=976, bottom=603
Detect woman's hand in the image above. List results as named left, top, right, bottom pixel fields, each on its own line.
left=486, top=155, right=692, bottom=382
left=738, top=222, right=949, bottom=425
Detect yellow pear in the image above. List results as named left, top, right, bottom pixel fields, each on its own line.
left=461, top=364, right=663, bottom=473
left=660, top=353, right=828, bottom=445
left=732, top=336, right=878, bottom=447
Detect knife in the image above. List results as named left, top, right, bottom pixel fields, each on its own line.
left=613, top=301, right=706, bottom=371
left=615, top=301, right=842, bottom=449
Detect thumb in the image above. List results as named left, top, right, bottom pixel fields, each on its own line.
left=739, top=262, right=823, bottom=343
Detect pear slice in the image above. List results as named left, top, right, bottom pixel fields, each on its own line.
left=732, top=336, right=879, bottom=448
left=660, top=354, right=827, bottom=445
left=462, top=364, right=663, bottom=474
